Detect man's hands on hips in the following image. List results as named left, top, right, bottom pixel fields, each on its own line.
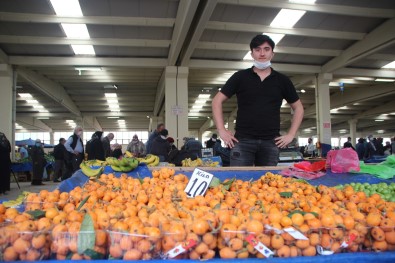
left=218, top=129, right=238, bottom=148
left=275, top=134, right=294, bottom=148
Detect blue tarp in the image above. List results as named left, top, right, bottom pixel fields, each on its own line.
left=15, top=138, right=54, bottom=148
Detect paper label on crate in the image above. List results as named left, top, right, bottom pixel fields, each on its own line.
left=283, top=227, right=308, bottom=240
left=184, top=168, right=214, bottom=197
left=316, top=245, right=334, bottom=256
left=340, top=233, right=357, bottom=248
left=166, top=239, right=197, bottom=259
left=264, top=224, right=283, bottom=234
left=245, top=234, right=274, bottom=258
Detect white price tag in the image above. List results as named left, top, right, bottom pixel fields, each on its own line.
left=246, top=234, right=274, bottom=258
left=184, top=168, right=214, bottom=197
left=316, top=245, right=334, bottom=256
left=283, top=227, right=308, bottom=240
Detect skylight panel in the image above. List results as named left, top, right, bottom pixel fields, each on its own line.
left=71, top=45, right=95, bottom=55
left=382, top=61, right=395, bottom=69
left=50, top=0, right=83, bottom=17
left=270, top=9, right=306, bottom=28
left=289, top=0, right=316, bottom=4
left=61, top=24, right=90, bottom=39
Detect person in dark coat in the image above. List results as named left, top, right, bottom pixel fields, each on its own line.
left=102, top=133, right=114, bottom=158
left=31, top=139, right=46, bottom=185
left=182, top=137, right=203, bottom=158
left=205, top=134, right=219, bottom=149
left=53, top=138, right=66, bottom=182
left=355, top=138, right=365, bottom=160
left=112, top=144, right=123, bottom=159
left=0, top=132, right=11, bottom=195
left=343, top=137, right=355, bottom=150
left=150, top=129, right=171, bottom=162
left=87, top=131, right=105, bottom=161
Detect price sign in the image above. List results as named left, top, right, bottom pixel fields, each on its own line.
left=184, top=168, right=214, bottom=197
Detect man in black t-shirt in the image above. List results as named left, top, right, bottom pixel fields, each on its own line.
left=212, top=34, right=304, bottom=166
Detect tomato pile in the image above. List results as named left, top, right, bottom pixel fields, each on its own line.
left=0, top=168, right=395, bottom=260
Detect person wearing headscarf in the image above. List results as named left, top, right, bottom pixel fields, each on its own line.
left=31, top=139, right=46, bottom=185
left=127, top=134, right=146, bottom=157
left=102, top=133, right=114, bottom=158
left=0, top=132, right=11, bottom=194
left=87, top=131, right=105, bottom=161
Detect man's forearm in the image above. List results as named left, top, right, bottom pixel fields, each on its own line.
left=288, top=103, right=304, bottom=137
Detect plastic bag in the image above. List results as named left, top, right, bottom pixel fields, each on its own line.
left=326, top=148, right=360, bottom=173
left=294, top=160, right=326, bottom=172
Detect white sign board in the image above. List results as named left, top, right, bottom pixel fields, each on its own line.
left=184, top=168, right=214, bottom=197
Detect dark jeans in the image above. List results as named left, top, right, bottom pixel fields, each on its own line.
left=230, top=138, right=279, bottom=166
left=53, top=159, right=65, bottom=181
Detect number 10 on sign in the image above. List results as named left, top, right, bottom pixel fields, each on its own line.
left=184, top=168, right=214, bottom=197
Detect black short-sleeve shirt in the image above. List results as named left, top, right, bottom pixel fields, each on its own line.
left=220, top=67, right=299, bottom=140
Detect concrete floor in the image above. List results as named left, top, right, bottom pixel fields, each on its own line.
left=0, top=181, right=60, bottom=203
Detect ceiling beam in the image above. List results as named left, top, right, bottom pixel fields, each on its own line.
left=168, top=0, right=200, bottom=65
left=17, top=117, right=52, bottom=132
left=0, top=35, right=171, bottom=48
left=180, top=0, right=218, bottom=66
left=206, top=21, right=364, bottom=40
left=16, top=67, right=81, bottom=117
left=199, top=118, right=215, bottom=135
left=196, top=42, right=341, bottom=57
left=190, top=59, right=321, bottom=74
left=0, top=12, right=175, bottom=27
left=353, top=101, right=395, bottom=119
left=10, top=56, right=168, bottom=67
left=83, top=116, right=102, bottom=131
left=0, top=48, right=8, bottom=64
left=290, top=75, right=315, bottom=88
left=16, top=111, right=152, bottom=118
left=322, top=18, right=395, bottom=73
left=303, top=84, right=395, bottom=118
left=333, top=68, right=395, bottom=79
left=219, top=0, right=395, bottom=18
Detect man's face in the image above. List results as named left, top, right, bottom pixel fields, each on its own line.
left=158, top=125, right=165, bottom=132
left=251, top=42, right=274, bottom=62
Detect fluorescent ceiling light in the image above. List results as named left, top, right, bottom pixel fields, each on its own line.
left=270, top=9, right=306, bottom=28
left=375, top=119, right=384, bottom=122
left=19, top=93, right=32, bottom=98
left=37, top=117, right=49, bottom=120
left=107, top=116, right=119, bottom=119
left=198, top=94, right=211, bottom=99
left=354, top=77, right=375, bottom=81
left=50, top=0, right=83, bottom=17
left=382, top=61, right=395, bottom=69
left=289, top=0, right=316, bottom=4
left=117, top=120, right=125, bottom=123
left=26, top=100, right=39, bottom=104
left=377, top=130, right=384, bottom=134
left=375, top=78, right=395, bottom=82
left=105, top=93, right=117, bottom=98
left=32, top=105, right=44, bottom=109
left=65, top=120, right=75, bottom=123
left=38, top=109, right=48, bottom=113
left=61, top=24, right=90, bottom=39
left=106, top=99, right=119, bottom=104
left=189, top=109, right=200, bottom=112
left=300, top=89, right=306, bottom=93
left=109, top=105, right=120, bottom=109
left=195, top=99, right=207, bottom=104
left=192, top=105, right=203, bottom=109
left=71, top=45, right=95, bottom=55
left=75, top=67, right=102, bottom=71
left=188, top=116, right=199, bottom=119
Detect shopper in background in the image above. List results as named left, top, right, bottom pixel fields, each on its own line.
left=384, top=141, right=392, bottom=156
left=182, top=137, right=203, bottom=158
left=19, top=144, right=32, bottom=181
left=102, top=132, right=114, bottom=158
left=53, top=138, right=66, bottom=182
left=167, top=137, right=177, bottom=151
left=31, top=139, right=46, bottom=185
left=205, top=133, right=219, bottom=149
left=343, top=137, right=355, bottom=150
left=305, top=138, right=316, bottom=157
left=0, top=132, right=11, bottom=195
left=150, top=129, right=171, bottom=162
left=146, top=123, right=165, bottom=154
left=112, top=144, right=123, bottom=159
left=392, top=137, right=395, bottom=155
left=364, top=135, right=378, bottom=160
left=212, top=34, right=303, bottom=166
left=87, top=131, right=105, bottom=161
left=355, top=138, right=366, bottom=160
left=127, top=134, right=146, bottom=157
left=65, top=126, right=84, bottom=174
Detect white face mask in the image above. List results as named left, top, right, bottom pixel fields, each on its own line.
left=253, top=60, right=271, bottom=70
